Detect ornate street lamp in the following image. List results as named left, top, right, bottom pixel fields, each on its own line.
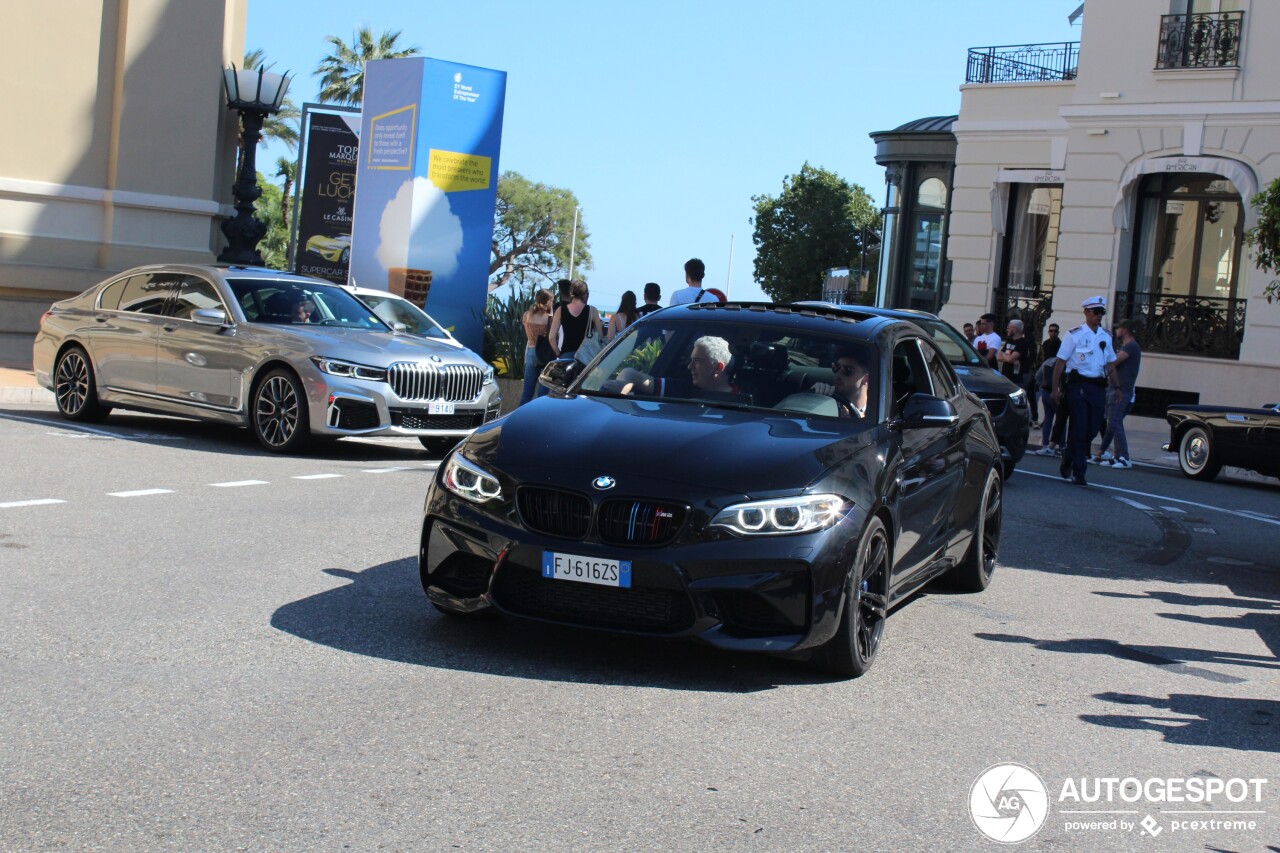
left=217, top=65, right=290, bottom=265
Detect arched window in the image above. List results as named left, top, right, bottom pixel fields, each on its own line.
left=1122, top=173, right=1245, bottom=359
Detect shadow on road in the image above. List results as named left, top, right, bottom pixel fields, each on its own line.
left=0, top=407, right=438, bottom=462
left=269, top=556, right=842, bottom=693
left=1081, top=691, right=1279, bottom=753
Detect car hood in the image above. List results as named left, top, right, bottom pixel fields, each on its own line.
left=252, top=325, right=483, bottom=367
left=468, top=394, right=875, bottom=495
left=952, top=364, right=1021, bottom=395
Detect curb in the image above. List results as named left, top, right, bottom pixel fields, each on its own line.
left=0, top=387, right=54, bottom=404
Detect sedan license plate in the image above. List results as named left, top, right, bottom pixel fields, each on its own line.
left=542, top=551, right=632, bottom=588
left=428, top=401, right=455, bottom=415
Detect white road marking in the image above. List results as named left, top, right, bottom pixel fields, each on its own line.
left=1193, top=527, right=1218, bottom=534
left=292, top=474, right=343, bottom=480
left=1112, top=497, right=1154, bottom=511
left=108, top=489, right=174, bottom=498
left=0, top=499, right=66, bottom=508
left=1021, top=469, right=1280, bottom=527
left=209, top=480, right=269, bottom=488
left=362, top=467, right=413, bottom=474
left=0, top=412, right=183, bottom=441
left=1160, top=506, right=1186, bottom=514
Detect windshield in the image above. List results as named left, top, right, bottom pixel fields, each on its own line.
left=358, top=292, right=453, bottom=340
left=228, top=278, right=388, bottom=330
left=576, top=317, right=879, bottom=422
left=914, top=317, right=984, bottom=367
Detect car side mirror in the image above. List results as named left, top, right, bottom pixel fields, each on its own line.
left=895, top=393, right=958, bottom=430
left=538, top=357, right=583, bottom=395
left=191, top=308, right=229, bottom=327
left=390, top=321, right=408, bottom=333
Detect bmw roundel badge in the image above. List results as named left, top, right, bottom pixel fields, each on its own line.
left=592, top=476, right=616, bottom=491
left=430, top=355, right=443, bottom=363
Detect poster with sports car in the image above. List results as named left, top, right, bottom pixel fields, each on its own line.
left=293, top=109, right=359, bottom=284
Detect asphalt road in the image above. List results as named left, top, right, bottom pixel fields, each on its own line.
left=1, top=404, right=1276, bottom=853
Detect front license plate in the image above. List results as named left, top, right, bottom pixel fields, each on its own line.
left=428, top=401, right=455, bottom=415
left=542, top=551, right=632, bottom=588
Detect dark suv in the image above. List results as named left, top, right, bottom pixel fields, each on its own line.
left=800, top=303, right=1030, bottom=476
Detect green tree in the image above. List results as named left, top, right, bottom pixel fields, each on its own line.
left=750, top=163, right=880, bottom=303
left=314, top=28, right=420, bottom=106
left=1244, top=176, right=1280, bottom=303
left=254, top=171, right=289, bottom=270
left=489, top=171, right=591, bottom=293
left=274, top=156, right=297, bottom=231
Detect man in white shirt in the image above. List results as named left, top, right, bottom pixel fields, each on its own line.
left=973, top=313, right=1002, bottom=367
left=669, top=258, right=718, bottom=306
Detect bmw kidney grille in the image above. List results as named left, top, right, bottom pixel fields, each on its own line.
left=388, top=362, right=483, bottom=402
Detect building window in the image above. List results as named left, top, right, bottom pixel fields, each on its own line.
left=907, top=178, right=947, bottom=313
left=993, top=184, right=1061, bottom=345
left=1120, top=173, right=1246, bottom=359
left=1157, top=2, right=1243, bottom=69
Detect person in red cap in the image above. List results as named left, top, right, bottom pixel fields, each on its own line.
left=1051, top=295, right=1120, bottom=486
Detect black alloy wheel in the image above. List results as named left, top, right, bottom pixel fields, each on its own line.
left=252, top=368, right=310, bottom=453
left=54, top=346, right=110, bottom=422
left=948, top=466, right=1002, bottom=592
left=814, top=517, right=890, bottom=678
left=1178, top=425, right=1221, bottom=481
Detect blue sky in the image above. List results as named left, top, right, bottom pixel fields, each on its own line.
left=248, top=0, right=1080, bottom=311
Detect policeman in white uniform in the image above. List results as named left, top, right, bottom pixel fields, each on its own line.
left=1051, top=295, right=1119, bottom=485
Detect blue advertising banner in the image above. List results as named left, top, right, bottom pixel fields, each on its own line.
left=348, top=57, right=507, bottom=353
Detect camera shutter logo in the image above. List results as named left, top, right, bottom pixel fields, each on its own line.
left=969, top=763, right=1050, bottom=843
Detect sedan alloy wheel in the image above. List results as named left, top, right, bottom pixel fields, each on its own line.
left=54, top=347, right=110, bottom=422
left=253, top=369, right=310, bottom=453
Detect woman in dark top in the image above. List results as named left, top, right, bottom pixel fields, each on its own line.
left=548, top=279, right=604, bottom=358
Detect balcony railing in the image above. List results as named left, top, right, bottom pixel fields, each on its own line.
left=993, top=287, right=1054, bottom=349
left=1156, top=11, right=1243, bottom=69
left=966, top=43, right=1079, bottom=84
left=1112, top=292, right=1246, bottom=360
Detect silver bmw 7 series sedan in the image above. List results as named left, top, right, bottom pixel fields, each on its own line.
left=33, top=264, right=500, bottom=453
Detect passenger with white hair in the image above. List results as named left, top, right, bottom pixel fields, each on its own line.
left=687, top=336, right=734, bottom=394
left=996, top=317, right=1031, bottom=387
left=615, top=335, right=737, bottom=399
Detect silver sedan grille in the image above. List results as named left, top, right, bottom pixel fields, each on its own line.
left=388, top=362, right=484, bottom=402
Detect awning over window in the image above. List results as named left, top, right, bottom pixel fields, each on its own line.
left=1113, top=156, right=1259, bottom=230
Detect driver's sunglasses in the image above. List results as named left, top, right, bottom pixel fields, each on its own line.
left=831, top=363, right=859, bottom=377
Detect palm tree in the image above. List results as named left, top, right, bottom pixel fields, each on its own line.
left=275, top=157, right=297, bottom=229
left=315, top=28, right=420, bottom=106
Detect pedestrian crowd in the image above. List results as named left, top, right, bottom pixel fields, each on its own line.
left=518, top=257, right=731, bottom=406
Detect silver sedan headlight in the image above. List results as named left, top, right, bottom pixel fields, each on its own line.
left=708, top=494, right=848, bottom=536
left=310, top=356, right=389, bottom=382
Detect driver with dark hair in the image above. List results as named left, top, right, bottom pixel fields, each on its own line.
left=811, top=347, right=871, bottom=418
left=291, top=295, right=316, bottom=323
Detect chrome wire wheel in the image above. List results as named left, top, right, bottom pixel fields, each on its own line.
left=54, top=350, right=89, bottom=416
left=854, top=528, right=889, bottom=665
left=1178, top=425, right=1220, bottom=480
left=253, top=370, right=307, bottom=452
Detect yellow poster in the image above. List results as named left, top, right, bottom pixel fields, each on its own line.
left=428, top=149, right=492, bottom=192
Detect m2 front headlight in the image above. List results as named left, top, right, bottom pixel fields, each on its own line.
left=310, top=356, right=388, bottom=382
left=708, top=494, right=848, bottom=537
left=442, top=454, right=503, bottom=504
